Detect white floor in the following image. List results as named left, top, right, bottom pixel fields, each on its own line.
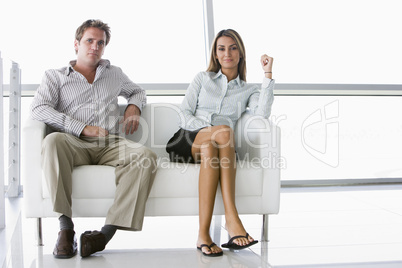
left=2, top=184, right=402, bottom=268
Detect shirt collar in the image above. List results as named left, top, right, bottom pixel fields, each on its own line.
left=213, top=69, right=242, bottom=85
left=212, top=70, right=223, bottom=80
left=66, top=59, right=110, bottom=76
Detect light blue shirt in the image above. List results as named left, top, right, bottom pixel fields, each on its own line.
left=180, top=70, right=275, bottom=131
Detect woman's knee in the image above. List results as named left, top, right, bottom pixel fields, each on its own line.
left=211, top=125, right=234, bottom=146
left=192, top=140, right=217, bottom=162
left=201, top=141, right=218, bottom=156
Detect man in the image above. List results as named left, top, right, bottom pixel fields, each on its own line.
left=30, top=19, right=157, bottom=258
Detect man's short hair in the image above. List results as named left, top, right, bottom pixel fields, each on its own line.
left=75, top=19, right=111, bottom=45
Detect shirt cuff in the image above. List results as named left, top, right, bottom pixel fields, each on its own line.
left=262, top=77, right=274, bottom=89
left=68, top=119, right=87, bottom=137
left=127, top=99, right=144, bottom=113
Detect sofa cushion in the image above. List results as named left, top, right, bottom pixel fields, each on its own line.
left=149, top=161, right=263, bottom=198
left=42, top=160, right=264, bottom=199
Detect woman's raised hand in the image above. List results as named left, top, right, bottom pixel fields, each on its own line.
left=261, top=54, right=273, bottom=78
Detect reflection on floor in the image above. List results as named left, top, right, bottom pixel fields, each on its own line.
left=2, top=184, right=402, bottom=268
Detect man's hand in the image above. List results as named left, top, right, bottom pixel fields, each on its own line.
left=81, top=125, right=109, bottom=137
left=120, top=104, right=141, bottom=135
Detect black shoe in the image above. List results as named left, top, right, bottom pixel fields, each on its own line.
left=53, top=229, right=77, bottom=259
left=80, top=230, right=106, bottom=257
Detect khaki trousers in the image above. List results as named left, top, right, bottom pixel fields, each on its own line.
left=41, top=132, right=157, bottom=231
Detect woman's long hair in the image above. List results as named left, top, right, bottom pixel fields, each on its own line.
left=206, top=29, right=247, bottom=81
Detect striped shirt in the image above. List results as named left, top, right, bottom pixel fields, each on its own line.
left=30, top=59, right=146, bottom=137
left=180, top=70, right=275, bottom=131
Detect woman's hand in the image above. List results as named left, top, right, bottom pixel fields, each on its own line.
left=261, top=54, right=274, bottom=79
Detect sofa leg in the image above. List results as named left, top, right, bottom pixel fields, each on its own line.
left=261, top=214, right=269, bottom=242
left=211, top=215, right=222, bottom=244
left=37, top=218, right=44, bottom=246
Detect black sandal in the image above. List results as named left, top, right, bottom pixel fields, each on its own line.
left=197, top=243, right=223, bottom=257
left=221, top=233, right=258, bottom=250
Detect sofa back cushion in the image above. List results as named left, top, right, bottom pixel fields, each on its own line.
left=120, top=103, right=182, bottom=158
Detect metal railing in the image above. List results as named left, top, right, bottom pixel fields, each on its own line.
left=7, top=62, right=21, bottom=198
left=0, top=52, right=5, bottom=228
left=0, top=52, right=23, bottom=229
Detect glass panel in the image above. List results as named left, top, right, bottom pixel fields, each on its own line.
left=0, top=57, right=4, bottom=191
left=213, top=0, right=402, bottom=84
left=272, top=95, right=402, bottom=180
left=18, top=95, right=402, bottom=181
left=0, top=0, right=205, bottom=84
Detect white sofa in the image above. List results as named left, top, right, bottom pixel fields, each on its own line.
left=21, top=103, right=281, bottom=245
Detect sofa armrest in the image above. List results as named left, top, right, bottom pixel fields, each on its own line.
left=21, top=118, right=48, bottom=217
left=235, top=112, right=282, bottom=214
left=235, top=111, right=281, bottom=161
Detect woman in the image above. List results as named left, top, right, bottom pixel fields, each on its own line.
left=166, top=29, right=274, bottom=257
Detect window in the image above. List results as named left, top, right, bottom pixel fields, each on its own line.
left=0, top=0, right=206, bottom=84
left=272, top=95, right=402, bottom=181
left=1, top=0, right=401, bottom=185
left=213, top=0, right=402, bottom=84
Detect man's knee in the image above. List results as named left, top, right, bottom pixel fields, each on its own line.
left=43, top=132, right=64, bottom=145
left=142, top=147, right=157, bottom=168
left=128, top=146, right=157, bottom=170
left=42, top=132, right=71, bottom=151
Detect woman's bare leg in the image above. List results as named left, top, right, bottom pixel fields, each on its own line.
left=193, top=141, right=221, bottom=255
left=216, top=127, right=254, bottom=246
left=192, top=126, right=254, bottom=253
